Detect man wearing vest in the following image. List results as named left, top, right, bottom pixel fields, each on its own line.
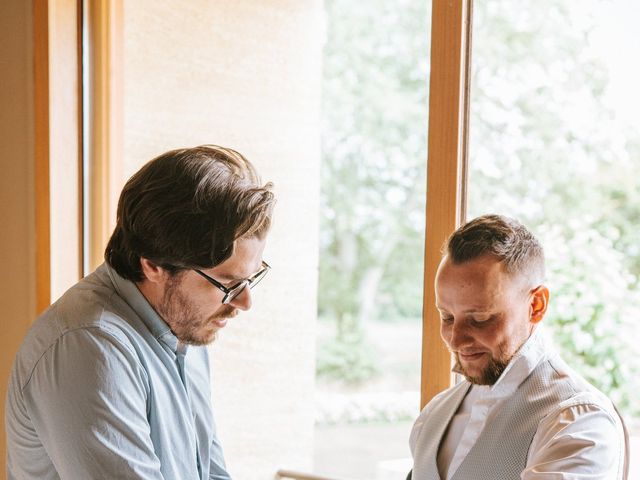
left=409, top=215, right=627, bottom=480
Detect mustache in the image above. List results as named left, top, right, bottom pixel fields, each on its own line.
left=214, top=306, right=238, bottom=319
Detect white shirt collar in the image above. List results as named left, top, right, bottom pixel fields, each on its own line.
left=481, top=327, right=550, bottom=398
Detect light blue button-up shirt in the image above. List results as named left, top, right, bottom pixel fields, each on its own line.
left=6, top=263, right=231, bottom=480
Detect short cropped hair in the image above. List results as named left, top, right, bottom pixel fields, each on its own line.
left=105, top=145, right=275, bottom=282
left=444, top=214, right=545, bottom=285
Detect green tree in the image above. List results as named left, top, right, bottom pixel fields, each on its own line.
left=319, top=0, right=431, bottom=337
left=319, top=0, right=640, bottom=415
left=468, top=0, right=640, bottom=413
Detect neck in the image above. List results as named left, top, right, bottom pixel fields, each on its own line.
left=136, top=279, right=164, bottom=314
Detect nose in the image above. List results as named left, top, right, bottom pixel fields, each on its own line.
left=448, top=319, right=471, bottom=350
left=229, top=286, right=252, bottom=311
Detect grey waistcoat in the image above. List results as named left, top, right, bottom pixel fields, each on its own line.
left=412, top=357, right=611, bottom=480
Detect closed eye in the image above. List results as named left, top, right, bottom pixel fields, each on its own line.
left=440, top=316, right=454, bottom=325
left=469, top=315, right=497, bottom=326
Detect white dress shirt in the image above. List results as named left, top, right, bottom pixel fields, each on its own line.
left=410, top=329, right=626, bottom=479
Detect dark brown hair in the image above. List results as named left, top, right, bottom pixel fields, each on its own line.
left=444, top=214, right=545, bottom=284
left=105, top=145, right=275, bottom=281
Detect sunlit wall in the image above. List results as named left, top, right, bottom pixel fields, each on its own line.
left=122, top=1, right=323, bottom=477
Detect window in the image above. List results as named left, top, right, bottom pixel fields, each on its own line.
left=468, top=0, right=640, bottom=475
left=315, top=1, right=431, bottom=477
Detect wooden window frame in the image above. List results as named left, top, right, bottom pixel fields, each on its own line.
left=421, top=0, right=473, bottom=407
left=34, top=0, right=84, bottom=312
left=34, top=0, right=123, bottom=312
left=85, top=0, right=123, bottom=273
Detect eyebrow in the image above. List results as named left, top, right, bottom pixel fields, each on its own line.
left=213, top=262, right=265, bottom=283
left=215, top=273, right=244, bottom=282
left=435, top=307, right=494, bottom=316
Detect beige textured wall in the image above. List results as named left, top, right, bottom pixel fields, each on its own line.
left=0, top=1, right=36, bottom=478
left=122, top=1, right=323, bottom=477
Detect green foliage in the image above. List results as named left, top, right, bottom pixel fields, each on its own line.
left=467, top=0, right=640, bottom=415
left=319, top=0, right=640, bottom=417
left=319, top=0, right=431, bottom=330
left=542, top=227, right=640, bottom=412
left=316, top=332, right=379, bottom=384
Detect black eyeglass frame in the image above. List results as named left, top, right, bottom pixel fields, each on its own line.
left=194, top=261, right=270, bottom=305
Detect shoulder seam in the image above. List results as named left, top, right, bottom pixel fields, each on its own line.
left=21, top=321, right=145, bottom=393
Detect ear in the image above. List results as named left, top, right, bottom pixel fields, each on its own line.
left=529, top=285, right=549, bottom=324
left=140, top=257, right=168, bottom=284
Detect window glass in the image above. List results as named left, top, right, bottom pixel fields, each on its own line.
left=468, top=1, right=640, bottom=475
left=316, top=1, right=431, bottom=478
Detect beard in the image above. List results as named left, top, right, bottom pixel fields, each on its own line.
left=157, top=276, right=237, bottom=346
left=452, top=342, right=512, bottom=385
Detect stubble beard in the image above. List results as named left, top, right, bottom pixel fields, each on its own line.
left=452, top=342, right=512, bottom=386
left=158, top=277, right=237, bottom=346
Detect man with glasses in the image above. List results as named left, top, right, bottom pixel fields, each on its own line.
left=409, top=215, right=627, bottom=480
left=6, top=145, right=275, bottom=479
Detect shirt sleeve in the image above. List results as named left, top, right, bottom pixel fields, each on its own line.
left=522, top=402, right=625, bottom=479
left=22, top=327, right=165, bottom=480
left=208, top=431, right=232, bottom=480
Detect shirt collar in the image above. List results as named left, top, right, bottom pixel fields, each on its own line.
left=102, top=262, right=180, bottom=353
left=488, top=327, right=549, bottom=397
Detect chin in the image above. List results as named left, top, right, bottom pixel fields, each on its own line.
left=199, top=330, right=219, bottom=345
left=206, top=331, right=219, bottom=344
left=179, top=330, right=218, bottom=346
left=463, top=367, right=485, bottom=383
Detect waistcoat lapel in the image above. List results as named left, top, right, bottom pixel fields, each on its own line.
left=412, top=381, right=471, bottom=480
left=451, top=359, right=578, bottom=480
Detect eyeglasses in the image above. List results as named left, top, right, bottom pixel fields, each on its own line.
left=194, top=261, right=271, bottom=305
